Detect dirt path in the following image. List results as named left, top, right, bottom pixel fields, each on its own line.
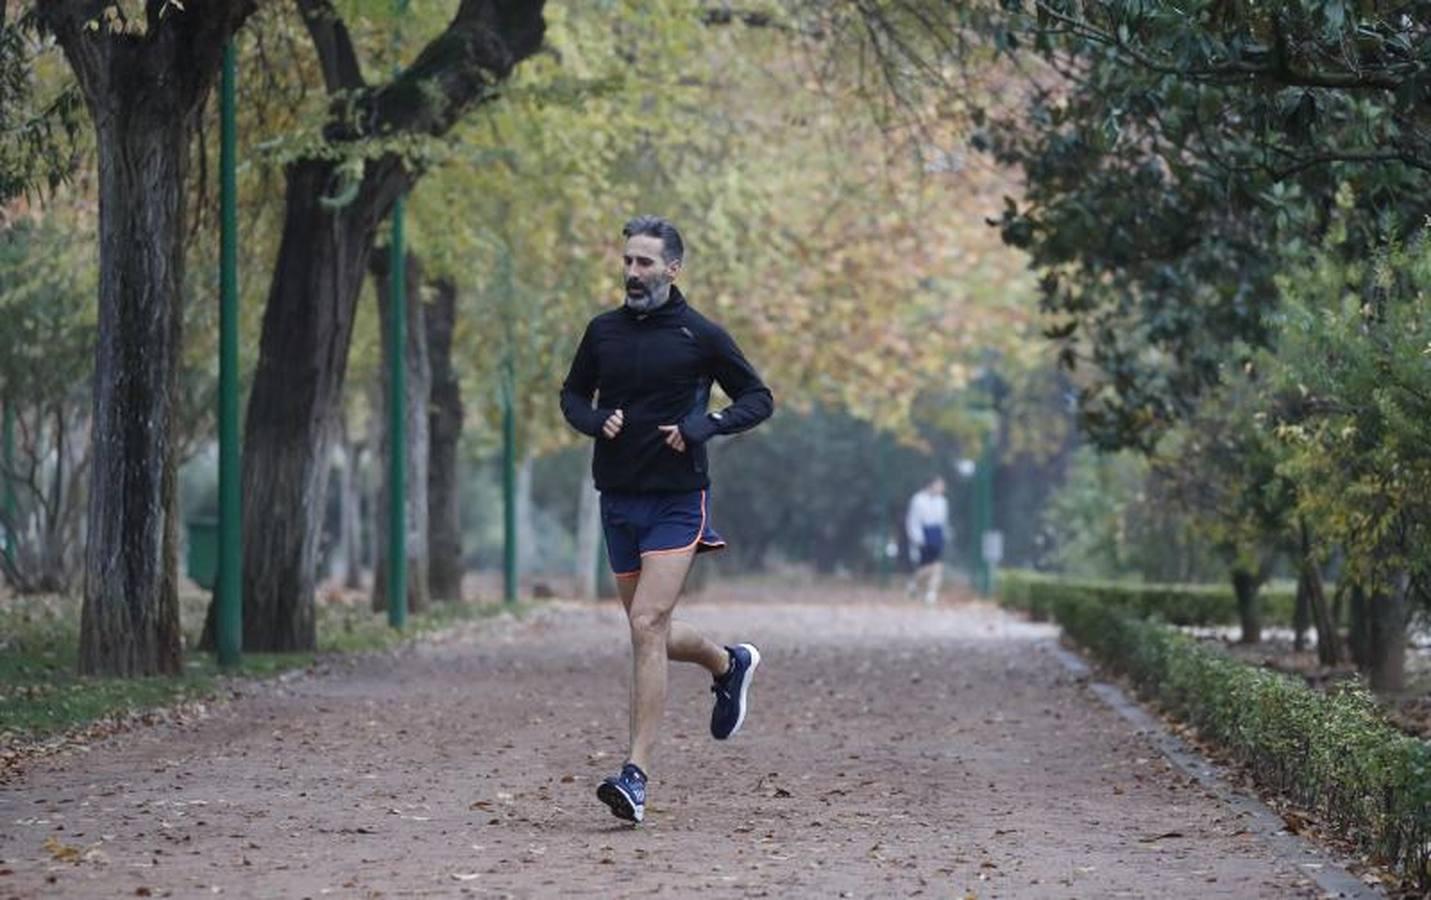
left=1, top=590, right=1331, bottom=898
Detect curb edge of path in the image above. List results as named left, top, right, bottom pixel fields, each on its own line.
left=1047, top=641, right=1382, bottom=900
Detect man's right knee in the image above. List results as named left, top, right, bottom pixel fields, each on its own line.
left=628, top=607, right=671, bottom=643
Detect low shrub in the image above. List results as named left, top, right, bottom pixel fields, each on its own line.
left=997, top=569, right=1296, bottom=627
left=1053, top=592, right=1431, bottom=889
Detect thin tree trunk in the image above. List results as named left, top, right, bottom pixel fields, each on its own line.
left=365, top=382, right=381, bottom=579
left=1299, top=521, right=1340, bottom=665
left=425, top=276, right=464, bottom=603
left=336, top=419, right=363, bottom=591
left=1293, top=575, right=1311, bottom=652
left=1347, top=583, right=1369, bottom=669
left=1232, top=567, right=1262, bottom=645
left=516, top=454, right=535, bottom=579
left=575, top=445, right=600, bottom=600
left=370, top=249, right=431, bottom=616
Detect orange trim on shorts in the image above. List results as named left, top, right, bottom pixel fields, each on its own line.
left=613, top=570, right=642, bottom=579
left=639, top=489, right=707, bottom=559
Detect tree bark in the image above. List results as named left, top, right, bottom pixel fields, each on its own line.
left=1232, top=567, right=1262, bottom=645
left=238, top=0, right=545, bottom=647
left=1298, top=522, right=1340, bottom=665
left=1347, top=582, right=1370, bottom=670
left=241, top=161, right=391, bottom=651
left=370, top=249, right=431, bottom=616
left=41, top=11, right=248, bottom=674
left=425, top=276, right=464, bottom=603
left=1366, top=578, right=1408, bottom=693
left=516, top=454, right=535, bottom=577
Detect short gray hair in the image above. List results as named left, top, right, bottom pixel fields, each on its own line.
left=622, top=215, right=685, bottom=264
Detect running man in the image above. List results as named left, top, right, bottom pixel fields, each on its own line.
left=559, top=215, right=775, bottom=824
left=905, top=476, right=951, bottom=605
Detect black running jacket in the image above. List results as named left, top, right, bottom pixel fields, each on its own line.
left=560, top=287, right=774, bottom=494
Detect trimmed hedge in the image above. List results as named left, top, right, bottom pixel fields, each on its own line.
left=1052, top=591, right=1431, bottom=889
left=997, top=569, right=1296, bottom=627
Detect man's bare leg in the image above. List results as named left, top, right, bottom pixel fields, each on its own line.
left=617, top=568, right=729, bottom=675
left=924, top=561, right=943, bottom=604
left=621, top=549, right=731, bottom=774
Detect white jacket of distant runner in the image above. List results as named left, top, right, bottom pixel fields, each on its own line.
left=905, top=489, right=950, bottom=548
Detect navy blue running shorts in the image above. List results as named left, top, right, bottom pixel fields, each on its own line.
left=918, top=525, right=945, bottom=566
left=601, top=489, right=726, bottom=578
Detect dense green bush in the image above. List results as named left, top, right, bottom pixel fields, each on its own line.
left=997, top=569, right=1295, bottom=627
left=1053, top=592, right=1431, bottom=888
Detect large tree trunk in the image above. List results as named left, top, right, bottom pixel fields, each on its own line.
left=240, top=161, right=400, bottom=651
left=235, top=0, right=545, bottom=648
left=425, top=276, right=464, bottom=603
left=46, top=35, right=202, bottom=675
left=1232, top=567, right=1262, bottom=645
left=370, top=250, right=431, bottom=615
left=1366, top=578, right=1408, bottom=693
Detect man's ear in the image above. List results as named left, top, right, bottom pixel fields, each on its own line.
left=667, top=258, right=683, bottom=280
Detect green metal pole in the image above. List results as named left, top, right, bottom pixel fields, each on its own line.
left=501, top=359, right=517, bottom=606
left=216, top=40, right=242, bottom=667
left=385, top=0, right=410, bottom=631
left=387, top=198, right=407, bottom=630
left=2, top=400, right=14, bottom=570
left=976, top=438, right=995, bottom=596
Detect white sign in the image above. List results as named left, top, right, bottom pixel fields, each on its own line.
left=981, top=530, right=1004, bottom=565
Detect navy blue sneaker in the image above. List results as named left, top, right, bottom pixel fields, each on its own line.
left=710, top=643, right=761, bottom=740
left=596, top=763, right=646, bottom=823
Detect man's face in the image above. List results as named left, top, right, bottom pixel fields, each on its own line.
left=623, top=234, right=680, bottom=312
left=931, top=478, right=946, bottom=495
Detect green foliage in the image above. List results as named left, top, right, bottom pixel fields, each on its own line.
left=1269, top=218, right=1431, bottom=602
left=0, top=16, right=84, bottom=204
left=841, top=0, right=1431, bottom=449
left=1039, top=446, right=1222, bottom=581
left=710, top=406, right=935, bottom=573
left=1052, top=589, right=1431, bottom=888
left=997, top=568, right=1295, bottom=626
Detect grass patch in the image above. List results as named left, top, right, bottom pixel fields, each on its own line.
left=0, top=591, right=534, bottom=740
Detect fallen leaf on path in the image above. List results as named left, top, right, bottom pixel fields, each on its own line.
left=1137, top=831, right=1184, bottom=843
left=43, top=836, right=82, bottom=863
left=450, top=872, right=481, bottom=881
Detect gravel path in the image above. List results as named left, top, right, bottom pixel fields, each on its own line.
left=0, top=590, right=1327, bottom=898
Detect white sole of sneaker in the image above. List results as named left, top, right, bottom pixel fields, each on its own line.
left=727, top=643, right=761, bottom=738
left=596, top=781, right=644, bottom=823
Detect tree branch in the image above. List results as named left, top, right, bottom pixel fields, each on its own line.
left=296, top=0, right=365, bottom=94
left=328, top=0, right=545, bottom=144
left=1030, top=1, right=1413, bottom=93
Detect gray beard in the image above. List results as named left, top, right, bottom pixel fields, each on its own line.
left=624, top=281, right=672, bottom=313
